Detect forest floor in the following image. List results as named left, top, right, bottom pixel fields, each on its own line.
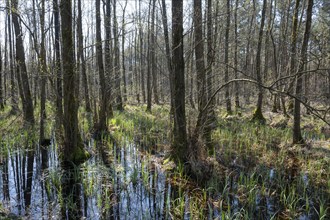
left=0, top=103, right=329, bottom=219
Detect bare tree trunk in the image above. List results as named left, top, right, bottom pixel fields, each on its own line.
left=12, top=0, right=35, bottom=126
left=113, top=0, right=124, bottom=111
left=234, top=0, right=240, bottom=110
left=54, top=0, right=63, bottom=125
left=121, top=1, right=128, bottom=103
left=252, top=0, right=267, bottom=123
left=224, top=0, right=232, bottom=114
left=194, top=0, right=207, bottom=136
left=146, top=0, right=152, bottom=112
left=77, top=0, right=91, bottom=113
left=171, top=0, right=187, bottom=163
left=60, top=0, right=87, bottom=163
left=293, top=0, right=313, bottom=145
left=288, top=0, right=301, bottom=113
left=7, top=0, right=18, bottom=115
left=151, top=0, right=159, bottom=105
left=104, top=0, right=114, bottom=117
left=138, top=0, right=146, bottom=103
left=39, top=0, right=47, bottom=143
left=95, top=0, right=108, bottom=133
left=206, top=0, right=213, bottom=102
left=160, top=0, right=173, bottom=113
left=0, top=46, right=4, bottom=110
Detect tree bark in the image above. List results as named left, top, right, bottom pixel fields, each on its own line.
left=104, top=0, right=114, bottom=117
left=12, top=0, right=35, bottom=126
left=160, top=0, right=174, bottom=114
left=252, top=0, right=267, bottom=123
left=146, top=0, right=152, bottom=112
left=0, top=46, right=4, bottom=110
left=224, top=0, right=232, bottom=114
left=293, top=0, right=313, bottom=144
left=54, top=0, right=63, bottom=124
left=139, top=0, right=146, bottom=103
left=113, top=0, right=124, bottom=111
left=234, top=0, right=240, bottom=110
left=171, top=0, right=187, bottom=163
left=121, top=1, right=128, bottom=103
left=39, top=0, right=47, bottom=143
left=77, top=0, right=91, bottom=113
left=60, top=0, right=87, bottom=163
left=95, top=0, right=108, bottom=133
left=7, top=0, right=18, bottom=115
left=151, top=0, right=159, bottom=105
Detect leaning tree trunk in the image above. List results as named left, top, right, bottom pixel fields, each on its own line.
left=251, top=0, right=267, bottom=123
left=293, top=0, right=313, bottom=145
left=171, top=0, right=187, bottom=163
left=11, top=0, right=35, bottom=126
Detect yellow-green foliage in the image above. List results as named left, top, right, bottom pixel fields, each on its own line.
left=109, top=105, right=171, bottom=145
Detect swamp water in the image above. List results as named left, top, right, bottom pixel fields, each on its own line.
left=0, top=138, right=175, bottom=219
left=0, top=137, right=322, bottom=219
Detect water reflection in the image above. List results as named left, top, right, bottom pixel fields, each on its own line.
left=0, top=139, right=174, bottom=219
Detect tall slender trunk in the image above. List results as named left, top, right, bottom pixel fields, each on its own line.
left=234, top=0, right=240, bottom=110
left=160, top=0, right=173, bottom=113
left=146, top=0, right=154, bottom=112
left=54, top=0, right=63, bottom=124
left=151, top=0, right=159, bottom=105
left=224, top=0, right=232, bottom=114
left=113, top=0, right=123, bottom=111
left=95, top=0, right=108, bottom=133
left=12, top=0, right=35, bottom=126
left=104, top=0, right=113, bottom=117
left=7, top=0, right=18, bottom=114
left=293, top=0, right=313, bottom=144
left=39, top=0, right=47, bottom=143
left=288, top=0, right=301, bottom=112
left=0, top=46, right=4, bottom=110
left=122, top=1, right=128, bottom=102
left=139, top=0, right=146, bottom=103
left=77, top=0, right=91, bottom=113
left=252, top=0, right=267, bottom=123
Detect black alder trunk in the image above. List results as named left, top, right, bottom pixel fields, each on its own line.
left=11, top=0, right=35, bottom=126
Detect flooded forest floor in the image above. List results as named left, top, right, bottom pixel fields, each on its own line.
left=0, top=104, right=329, bottom=219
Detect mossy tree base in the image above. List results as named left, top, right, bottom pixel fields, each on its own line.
left=251, top=108, right=266, bottom=124
left=61, top=144, right=91, bottom=166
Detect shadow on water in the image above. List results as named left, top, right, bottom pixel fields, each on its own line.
left=0, top=137, right=176, bottom=219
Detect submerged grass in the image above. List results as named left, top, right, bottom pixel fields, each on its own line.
left=98, top=104, right=329, bottom=219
